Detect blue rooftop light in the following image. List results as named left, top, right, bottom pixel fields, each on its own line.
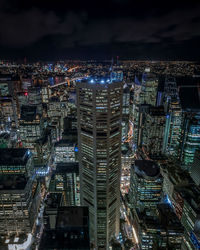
left=101, top=80, right=105, bottom=83
left=74, top=147, right=78, bottom=152
left=90, top=79, right=94, bottom=83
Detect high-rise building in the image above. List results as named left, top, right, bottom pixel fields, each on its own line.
left=54, top=139, right=78, bottom=164
left=0, top=148, right=41, bottom=248
left=28, top=86, right=43, bottom=115
left=129, top=160, right=163, bottom=210
left=0, top=148, right=33, bottom=176
left=162, top=77, right=183, bottom=156
left=19, top=105, right=44, bottom=155
left=163, top=101, right=182, bottom=156
left=122, top=84, right=130, bottom=140
left=49, top=162, right=80, bottom=206
left=142, top=73, right=158, bottom=106
left=40, top=193, right=90, bottom=250
left=142, top=106, right=166, bottom=157
left=77, top=78, right=123, bottom=248
left=190, top=150, right=200, bottom=186
left=134, top=204, right=184, bottom=250
left=179, top=113, right=200, bottom=168
left=178, top=86, right=200, bottom=169
left=160, top=158, right=200, bottom=250
left=132, top=73, right=158, bottom=150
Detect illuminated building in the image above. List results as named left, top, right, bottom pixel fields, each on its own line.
left=16, top=92, right=29, bottom=117
left=162, top=77, right=183, bottom=156
left=19, top=105, right=44, bottom=155
left=132, top=73, right=158, bottom=150
left=132, top=75, right=143, bottom=149
left=54, top=139, right=78, bottom=164
left=161, top=159, right=200, bottom=249
left=190, top=150, right=200, bottom=186
left=163, top=101, right=182, bottom=156
left=0, top=175, right=40, bottom=237
left=182, top=115, right=200, bottom=167
left=40, top=193, right=90, bottom=250
left=142, top=73, right=158, bottom=106
left=122, top=84, right=130, bottom=140
left=0, top=148, right=33, bottom=176
left=129, top=160, right=162, bottom=210
left=41, top=83, right=51, bottom=103
left=35, top=129, right=51, bottom=165
left=178, top=86, right=200, bottom=169
left=0, top=149, right=41, bottom=246
left=180, top=186, right=200, bottom=250
left=110, top=71, right=123, bottom=82
left=28, top=86, right=43, bottom=115
left=47, top=96, right=62, bottom=118
left=77, top=78, right=123, bottom=248
left=134, top=204, right=184, bottom=250
left=49, top=162, right=80, bottom=206
left=47, top=96, right=68, bottom=140
left=0, top=97, right=18, bottom=129
left=179, top=113, right=200, bottom=168
left=142, top=106, right=166, bottom=157
left=163, top=76, right=179, bottom=105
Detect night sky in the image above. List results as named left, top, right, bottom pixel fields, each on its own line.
left=0, top=0, right=200, bottom=60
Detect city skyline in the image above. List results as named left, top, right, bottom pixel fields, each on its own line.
left=0, top=62, right=199, bottom=249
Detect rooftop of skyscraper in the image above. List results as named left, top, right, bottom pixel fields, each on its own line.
left=136, top=203, right=184, bottom=232
left=0, top=175, right=28, bottom=190
left=0, top=148, right=31, bottom=165
left=134, top=160, right=161, bottom=179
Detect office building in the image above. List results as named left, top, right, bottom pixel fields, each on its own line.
left=49, top=163, right=80, bottom=206
left=132, top=73, right=158, bottom=150
left=182, top=115, right=200, bottom=167
left=190, top=150, right=200, bottom=186
left=54, top=139, right=78, bottom=164
left=40, top=193, right=90, bottom=250
left=0, top=148, right=41, bottom=248
left=35, top=128, right=52, bottom=165
left=180, top=186, right=200, bottom=250
left=122, top=84, right=130, bottom=141
left=77, top=78, right=123, bottom=248
left=160, top=158, right=200, bottom=249
left=163, top=101, right=182, bottom=156
left=142, top=73, right=158, bottom=106
left=19, top=105, right=44, bottom=154
left=129, top=160, right=163, bottom=210
left=28, top=86, right=43, bottom=115
left=62, top=116, right=78, bottom=142
left=178, top=86, right=200, bottom=169
left=0, top=148, right=33, bottom=176
left=134, top=204, right=184, bottom=250
left=142, top=106, right=166, bottom=157
left=0, top=97, right=18, bottom=129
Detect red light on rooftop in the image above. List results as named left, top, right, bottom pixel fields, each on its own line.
left=24, top=92, right=28, bottom=96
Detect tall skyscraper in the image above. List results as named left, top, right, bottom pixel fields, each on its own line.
left=77, top=78, right=123, bottom=249
left=132, top=73, right=158, bottom=150
left=142, top=106, right=166, bottom=157
left=129, top=160, right=163, bottom=210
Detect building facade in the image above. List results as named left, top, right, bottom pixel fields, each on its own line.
left=77, top=79, right=123, bottom=248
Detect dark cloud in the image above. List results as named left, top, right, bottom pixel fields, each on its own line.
left=0, top=0, right=200, bottom=59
